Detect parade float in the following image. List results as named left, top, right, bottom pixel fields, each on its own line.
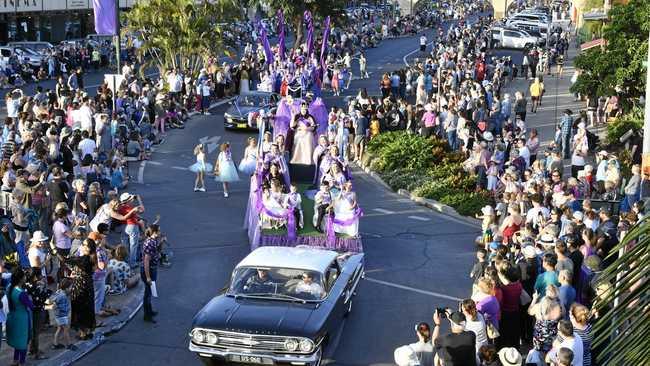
left=243, top=95, right=363, bottom=253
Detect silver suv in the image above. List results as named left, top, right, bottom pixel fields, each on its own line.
left=490, top=27, right=540, bottom=49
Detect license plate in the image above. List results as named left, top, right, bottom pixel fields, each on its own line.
left=237, top=123, right=248, bottom=129
left=228, top=354, right=273, bottom=364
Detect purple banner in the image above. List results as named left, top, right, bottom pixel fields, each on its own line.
left=92, top=0, right=117, bottom=36
left=304, top=10, right=314, bottom=57
left=278, top=10, right=286, bottom=61
left=319, top=16, right=331, bottom=71
left=258, top=20, right=274, bottom=65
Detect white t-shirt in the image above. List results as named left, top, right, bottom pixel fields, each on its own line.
left=420, top=36, right=427, bottom=46
left=295, top=281, right=323, bottom=298
left=79, top=105, right=93, bottom=132
left=78, top=138, right=96, bottom=159
left=548, top=334, right=584, bottom=366
left=28, top=246, right=47, bottom=276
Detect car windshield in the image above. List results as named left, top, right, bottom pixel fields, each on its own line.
left=228, top=267, right=326, bottom=301
left=237, top=94, right=271, bottom=107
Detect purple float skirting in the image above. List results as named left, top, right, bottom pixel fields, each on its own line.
left=255, top=234, right=363, bottom=253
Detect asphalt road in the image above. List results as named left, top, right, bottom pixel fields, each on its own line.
left=76, top=13, right=567, bottom=366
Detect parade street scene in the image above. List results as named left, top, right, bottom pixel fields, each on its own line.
left=0, top=0, right=648, bottom=365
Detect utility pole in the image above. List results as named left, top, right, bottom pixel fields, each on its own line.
left=115, top=0, right=121, bottom=74
left=641, top=32, right=650, bottom=197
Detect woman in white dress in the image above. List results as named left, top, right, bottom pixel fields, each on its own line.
left=261, top=131, right=273, bottom=157
left=213, top=142, right=240, bottom=197
left=190, top=144, right=212, bottom=192
left=239, top=65, right=250, bottom=95
left=290, top=102, right=317, bottom=165
left=333, top=181, right=359, bottom=237
left=261, top=181, right=287, bottom=229
left=238, top=137, right=258, bottom=176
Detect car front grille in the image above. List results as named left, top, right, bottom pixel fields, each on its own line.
left=191, top=328, right=314, bottom=354
left=214, top=330, right=287, bottom=352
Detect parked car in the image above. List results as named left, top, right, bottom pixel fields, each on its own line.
left=7, top=41, right=54, bottom=55
left=490, top=27, right=543, bottom=49
left=223, top=91, right=279, bottom=130
left=0, top=46, right=43, bottom=68
left=189, top=246, right=364, bottom=366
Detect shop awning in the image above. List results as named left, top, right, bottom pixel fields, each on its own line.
left=580, top=38, right=606, bottom=51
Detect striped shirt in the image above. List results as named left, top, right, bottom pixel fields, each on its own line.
left=574, top=324, right=592, bottom=366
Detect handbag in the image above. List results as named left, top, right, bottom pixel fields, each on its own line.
left=486, top=321, right=500, bottom=339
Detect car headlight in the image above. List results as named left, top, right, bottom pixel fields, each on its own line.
left=299, top=338, right=314, bottom=352
left=284, top=338, right=298, bottom=351
left=192, top=329, right=206, bottom=343
left=205, top=332, right=219, bottom=345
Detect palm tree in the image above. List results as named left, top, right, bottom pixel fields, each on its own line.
left=125, top=0, right=238, bottom=77
left=591, top=215, right=649, bottom=365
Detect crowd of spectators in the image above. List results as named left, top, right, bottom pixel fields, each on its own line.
left=358, top=2, right=649, bottom=366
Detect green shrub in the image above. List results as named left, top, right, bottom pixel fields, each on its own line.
left=367, top=131, right=487, bottom=217
left=438, top=192, right=493, bottom=217
left=605, top=113, right=642, bottom=147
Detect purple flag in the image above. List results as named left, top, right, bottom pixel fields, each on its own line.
left=257, top=20, right=274, bottom=65
left=304, top=10, right=314, bottom=57
left=319, top=16, right=331, bottom=71
left=277, top=10, right=286, bottom=61
left=93, top=0, right=117, bottom=36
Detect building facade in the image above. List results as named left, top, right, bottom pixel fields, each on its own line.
left=0, top=0, right=137, bottom=44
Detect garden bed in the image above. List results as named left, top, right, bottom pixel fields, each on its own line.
left=362, top=131, right=492, bottom=217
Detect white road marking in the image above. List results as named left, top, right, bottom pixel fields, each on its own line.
left=408, top=215, right=430, bottom=221
left=146, top=161, right=162, bottom=166
left=171, top=166, right=190, bottom=171
left=373, top=208, right=395, bottom=214
left=365, top=277, right=462, bottom=302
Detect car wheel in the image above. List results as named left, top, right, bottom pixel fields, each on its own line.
left=493, top=41, right=501, bottom=49
left=524, top=43, right=532, bottom=49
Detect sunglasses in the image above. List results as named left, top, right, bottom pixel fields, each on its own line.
left=418, top=326, right=430, bottom=332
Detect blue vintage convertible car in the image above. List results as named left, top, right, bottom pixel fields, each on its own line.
left=189, top=246, right=364, bottom=366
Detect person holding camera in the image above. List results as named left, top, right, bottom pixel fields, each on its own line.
left=432, top=309, right=477, bottom=366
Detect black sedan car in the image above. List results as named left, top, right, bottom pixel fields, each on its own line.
left=223, top=91, right=279, bottom=130
left=189, top=246, right=364, bottom=366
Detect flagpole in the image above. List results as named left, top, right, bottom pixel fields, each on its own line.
left=115, top=0, right=121, bottom=74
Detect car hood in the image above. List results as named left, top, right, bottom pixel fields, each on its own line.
left=225, top=105, right=259, bottom=118
left=193, top=295, right=320, bottom=337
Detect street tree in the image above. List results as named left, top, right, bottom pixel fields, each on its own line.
left=571, top=0, right=650, bottom=110
left=125, top=0, right=238, bottom=76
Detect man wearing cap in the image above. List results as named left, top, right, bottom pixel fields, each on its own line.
left=432, top=309, right=477, bottom=365
left=117, top=193, right=144, bottom=267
